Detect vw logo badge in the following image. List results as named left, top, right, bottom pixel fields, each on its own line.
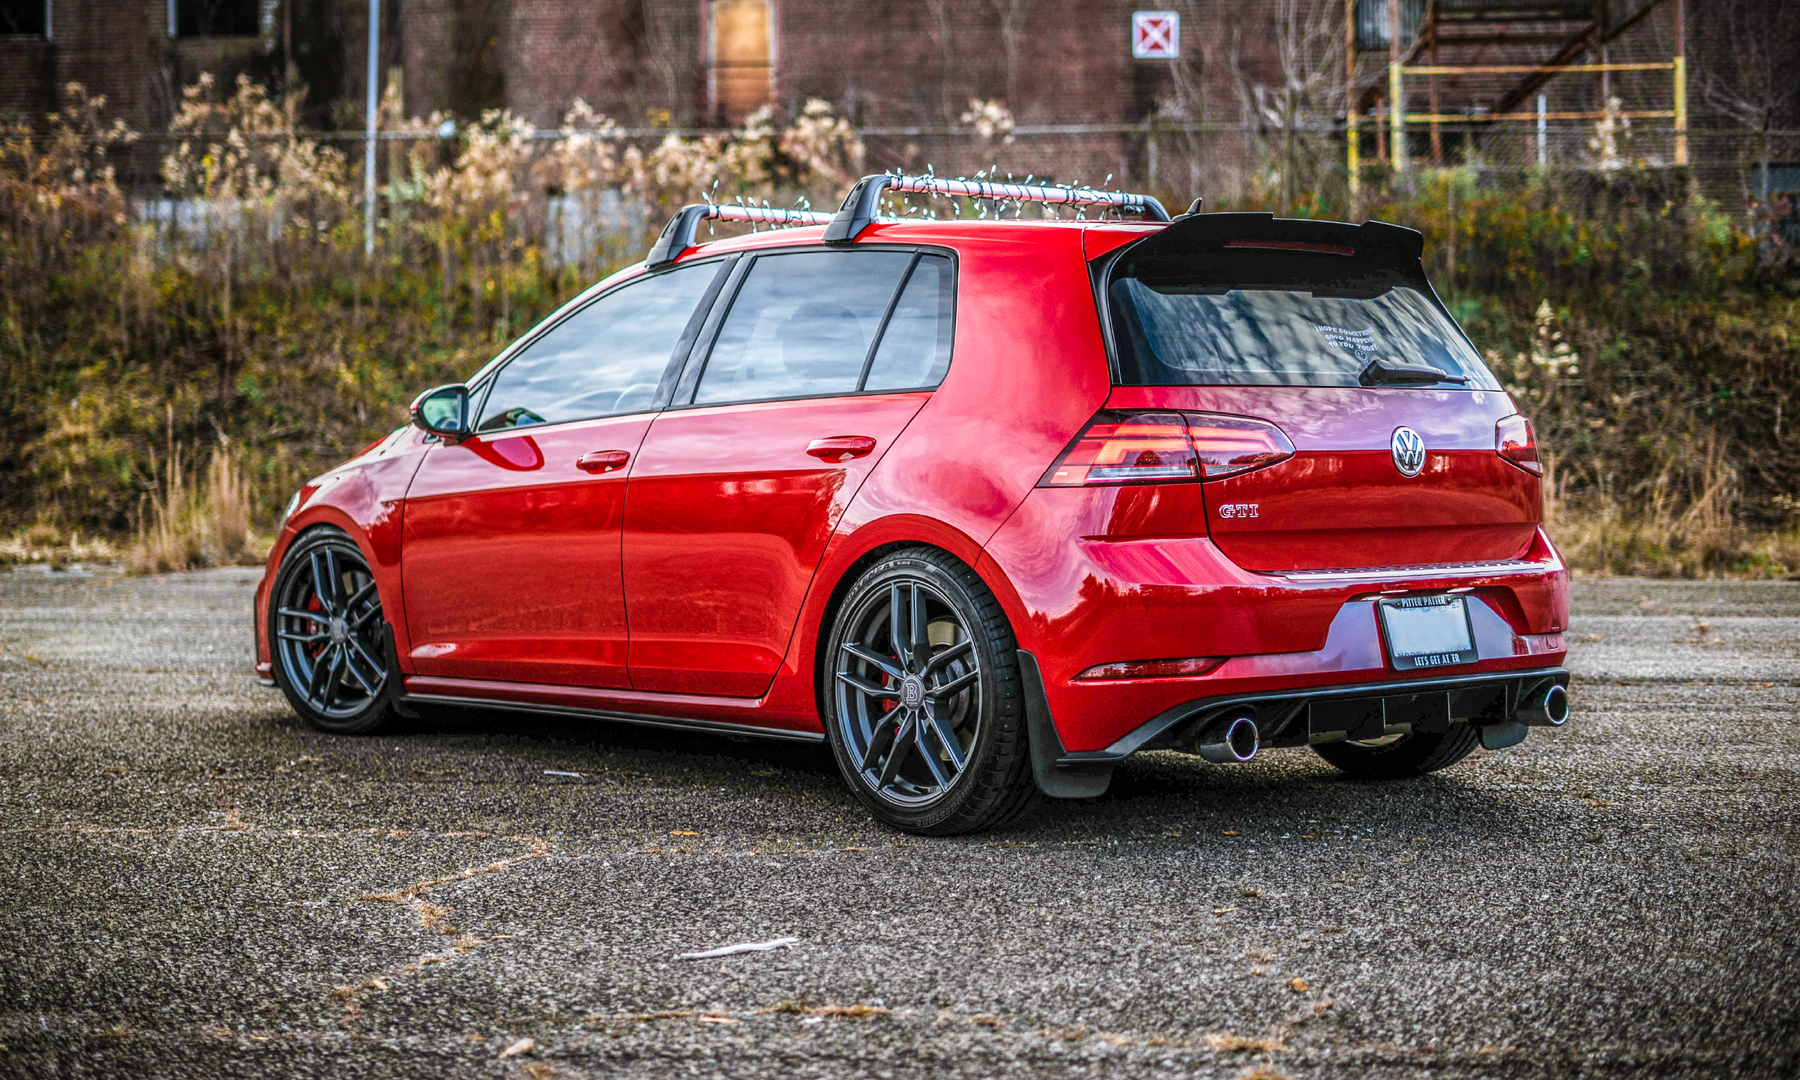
left=1391, top=427, right=1426, bottom=477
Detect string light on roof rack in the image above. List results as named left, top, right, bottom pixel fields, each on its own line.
left=644, top=172, right=1173, bottom=268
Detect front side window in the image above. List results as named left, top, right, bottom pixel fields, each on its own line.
left=476, top=262, right=720, bottom=432
left=694, top=251, right=915, bottom=406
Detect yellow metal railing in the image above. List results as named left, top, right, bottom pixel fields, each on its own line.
left=1352, top=56, right=1688, bottom=188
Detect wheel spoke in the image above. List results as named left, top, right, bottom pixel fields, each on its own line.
left=308, top=552, right=335, bottom=615
left=323, top=548, right=344, bottom=610
left=277, top=607, right=324, bottom=624
left=921, top=638, right=972, bottom=676
left=342, top=639, right=382, bottom=695
left=888, top=584, right=909, bottom=668
left=876, top=715, right=917, bottom=789
left=908, top=584, right=928, bottom=670
left=277, top=630, right=328, bottom=643
left=859, top=716, right=899, bottom=772
left=924, top=703, right=967, bottom=773
left=836, top=670, right=899, bottom=699
left=319, top=648, right=348, bottom=710
left=344, top=579, right=379, bottom=626
left=305, top=643, right=337, bottom=703
left=347, top=635, right=386, bottom=683
left=927, top=668, right=979, bottom=700
left=913, top=723, right=950, bottom=788
left=841, top=642, right=905, bottom=681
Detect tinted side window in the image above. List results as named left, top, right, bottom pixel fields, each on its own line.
left=477, top=262, right=719, bottom=432
left=694, top=251, right=913, bottom=405
left=863, top=255, right=954, bottom=391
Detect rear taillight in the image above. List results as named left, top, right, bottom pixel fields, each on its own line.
left=1186, top=414, right=1297, bottom=479
left=1041, top=412, right=1196, bottom=485
left=1040, top=411, right=1294, bottom=487
left=1496, top=413, right=1542, bottom=475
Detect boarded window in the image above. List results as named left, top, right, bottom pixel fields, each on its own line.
left=0, top=0, right=48, bottom=35
left=172, top=0, right=261, bottom=37
left=710, top=0, right=772, bottom=123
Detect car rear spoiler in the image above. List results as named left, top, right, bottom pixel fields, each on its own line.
left=1109, top=211, right=1427, bottom=280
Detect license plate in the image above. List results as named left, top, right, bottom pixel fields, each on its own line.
left=1377, top=595, right=1476, bottom=670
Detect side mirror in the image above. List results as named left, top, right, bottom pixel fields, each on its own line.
left=409, top=384, right=471, bottom=441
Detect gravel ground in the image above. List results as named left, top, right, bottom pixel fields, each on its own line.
left=0, top=567, right=1795, bottom=1079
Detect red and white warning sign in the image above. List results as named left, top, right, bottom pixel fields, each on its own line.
left=1132, top=10, right=1180, bottom=59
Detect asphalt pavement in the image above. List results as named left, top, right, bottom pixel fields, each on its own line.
left=1, top=567, right=1795, bottom=1078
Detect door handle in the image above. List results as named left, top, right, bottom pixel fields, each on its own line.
left=806, top=436, right=877, bottom=463
left=576, top=450, right=631, bottom=474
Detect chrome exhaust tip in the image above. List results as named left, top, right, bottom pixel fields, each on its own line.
left=1196, top=715, right=1260, bottom=764
left=1515, top=682, right=1570, bottom=727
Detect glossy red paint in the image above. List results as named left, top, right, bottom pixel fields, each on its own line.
left=622, top=393, right=928, bottom=697
left=1105, top=385, right=1541, bottom=570
left=254, top=215, right=1569, bottom=770
left=253, top=426, right=429, bottom=678
left=400, top=414, right=653, bottom=688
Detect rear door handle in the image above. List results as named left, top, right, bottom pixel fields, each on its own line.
left=806, top=436, right=877, bottom=463
left=576, top=450, right=631, bottom=474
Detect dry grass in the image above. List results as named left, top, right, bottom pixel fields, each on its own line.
left=1550, top=466, right=1800, bottom=579
left=124, top=443, right=263, bottom=573
left=0, top=525, right=117, bottom=567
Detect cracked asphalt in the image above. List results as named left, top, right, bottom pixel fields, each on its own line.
left=1, top=568, right=1796, bottom=1079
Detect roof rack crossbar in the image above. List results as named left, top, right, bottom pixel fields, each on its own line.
left=825, top=173, right=1171, bottom=244
left=646, top=203, right=835, bottom=269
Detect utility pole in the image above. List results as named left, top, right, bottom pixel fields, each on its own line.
left=363, top=0, right=380, bottom=257
left=1388, top=0, right=1405, bottom=177
left=1346, top=0, right=1359, bottom=199
left=1671, top=0, right=1687, bottom=167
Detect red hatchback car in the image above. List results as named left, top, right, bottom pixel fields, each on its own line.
left=256, top=174, right=1570, bottom=835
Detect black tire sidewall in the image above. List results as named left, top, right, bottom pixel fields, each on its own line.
left=269, top=527, right=394, bottom=735
left=1311, top=723, right=1480, bottom=779
left=822, top=549, right=1030, bottom=835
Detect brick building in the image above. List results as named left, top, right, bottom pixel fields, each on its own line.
left=2, top=1, right=1793, bottom=199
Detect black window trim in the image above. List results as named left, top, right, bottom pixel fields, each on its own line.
left=668, top=242, right=958, bottom=412
left=464, top=254, right=739, bottom=437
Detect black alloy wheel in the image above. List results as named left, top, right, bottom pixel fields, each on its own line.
left=270, top=528, right=395, bottom=734
left=824, top=548, right=1035, bottom=835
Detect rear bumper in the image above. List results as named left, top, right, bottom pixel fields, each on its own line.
left=1064, top=665, right=1569, bottom=764
left=980, top=507, right=1569, bottom=753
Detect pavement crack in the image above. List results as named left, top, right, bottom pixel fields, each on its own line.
left=333, top=834, right=553, bottom=1025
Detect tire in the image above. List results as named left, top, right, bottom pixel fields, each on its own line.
left=1310, top=723, right=1480, bottom=780
left=822, top=548, right=1037, bottom=835
left=269, top=527, right=396, bottom=735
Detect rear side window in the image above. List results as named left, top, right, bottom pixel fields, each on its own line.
left=1109, top=266, right=1498, bottom=390
left=864, top=256, right=954, bottom=391
left=476, top=261, right=719, bottom=432
left=694, top=250, right=953, bottom=405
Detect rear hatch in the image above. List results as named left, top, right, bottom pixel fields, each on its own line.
left=1096, top=213, right=1541, bottom=573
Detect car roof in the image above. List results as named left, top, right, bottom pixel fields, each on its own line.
left=665, top=217, right=1146, bottom=262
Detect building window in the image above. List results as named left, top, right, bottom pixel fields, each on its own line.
left=0, top=0, right=49, bottom=37
left=169, top=0, right=262, bottom=38
left=1354, top=0, right=1426, bottom=50
left=709, top=0, right=773, bottom=124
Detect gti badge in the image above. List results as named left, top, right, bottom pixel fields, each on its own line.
left=1390, top=427, right=1426, bottom=477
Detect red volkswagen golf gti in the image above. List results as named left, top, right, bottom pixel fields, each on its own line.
left=256, top=174, right=1570, bottom=835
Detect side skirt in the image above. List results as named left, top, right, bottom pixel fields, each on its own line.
left=396, top=689, right=826, bottom=745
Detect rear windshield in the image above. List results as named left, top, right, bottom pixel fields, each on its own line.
left=1109, top=271, right=1498, bottom=389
